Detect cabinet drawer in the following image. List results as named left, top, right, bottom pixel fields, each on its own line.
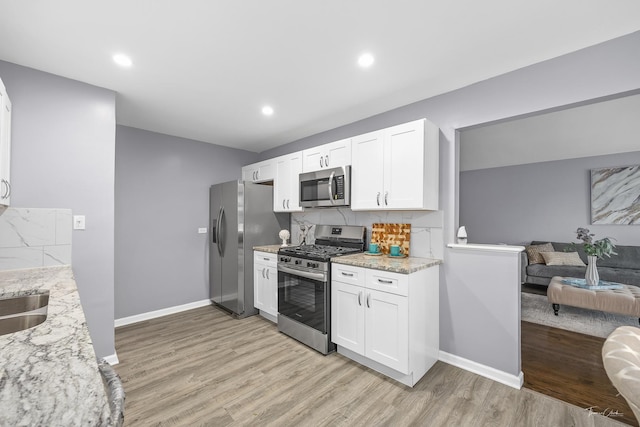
left=332, top=264, right=365, bottom=286
left=254, top=251, right=276, bottom=266
left=366, top=270, right=408, bottom=296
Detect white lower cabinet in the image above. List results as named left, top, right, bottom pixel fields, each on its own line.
left=253, top=251, right=278, bottom=322
left=331, top=263, right=439, bottom=387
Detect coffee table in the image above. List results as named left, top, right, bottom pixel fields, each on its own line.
left=547, top=276, right=640, bottom=323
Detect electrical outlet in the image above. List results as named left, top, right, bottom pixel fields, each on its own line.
left=73, top=215, right=86, bottom=230
left=198, top=227, right=207, bottom=234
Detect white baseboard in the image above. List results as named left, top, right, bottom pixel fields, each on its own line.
left=102, top=353, right=120, bottom=365
left=439, top=351, right=524, bottom=390
left=115, top=299, right=212, bottom=328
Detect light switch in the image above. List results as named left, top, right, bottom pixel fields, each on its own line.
left=73, top=215, right=86, bottom=230
left=198, top=227, right=207, bottom=234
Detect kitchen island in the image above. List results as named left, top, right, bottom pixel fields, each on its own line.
left=0, top=266, right=113, bottom=426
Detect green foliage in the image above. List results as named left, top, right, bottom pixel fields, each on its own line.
left=572, top=227, right=617, bottom=259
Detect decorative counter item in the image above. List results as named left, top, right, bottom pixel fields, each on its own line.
left=457, top=226, right=467, bottom=244
left=279, top=229, right=290, bottom=247
left=370, top=223, right=410, bottom=255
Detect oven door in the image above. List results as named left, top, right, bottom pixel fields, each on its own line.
left=278, top=266, right=327, bottom=333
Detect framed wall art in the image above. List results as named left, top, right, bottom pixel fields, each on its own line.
left=591, top=164, right=640, bottom=225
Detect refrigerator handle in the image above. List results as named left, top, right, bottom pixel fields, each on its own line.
left=216, top=206, right=223, bottom=256
left=218, top=206, right=225, bottom=256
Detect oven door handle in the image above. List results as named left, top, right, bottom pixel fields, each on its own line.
left=278, top=265, right=326, bottom=282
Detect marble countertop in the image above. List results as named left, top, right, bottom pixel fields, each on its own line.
left=253, top=244, right=282, bottom=254
left=331, top=253, right=442, bottom=274
left=0, top=266, right=111, bottom=426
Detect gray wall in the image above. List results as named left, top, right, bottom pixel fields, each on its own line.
left=259, top=31, right=640, bottom=375
left=114, top=125, right=257, bottom=319
left=460, top=151, right=640, bottom=246
left=0, top=60, right=116, bottom=358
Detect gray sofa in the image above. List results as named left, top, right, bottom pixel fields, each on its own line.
left=522, top=241, right=640, bottom=287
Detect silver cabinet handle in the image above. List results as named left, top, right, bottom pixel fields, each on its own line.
left=384, top=191, right=388, bottom=205
left=366, top=293, right=371, bottom=308
left=358, top=291, right=362, bottom=306
left=325, top=155, right=329, bottom=167
left=261, top=267, right=265, bottom=278
left=266, top=269, right=270, bottom=280
left=287, top=199, right=290, bottom=209
left=320, top=157, right=324, bottom=168
left=0, top=179, right=7, bottom=199
left=256, top=170, right=260, bottom=180
left=263, top=257, right=270, bottom=261
left=378, top=279, right=393, bottom=284
left=282, top=199, right=286, bottom=209
left=341, top=272, right=354, bottom=277
left=376, top=192, right=380, bottom=206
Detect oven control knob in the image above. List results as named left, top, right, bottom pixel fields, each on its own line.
left=295, top=260, right=301, bottom=265
left=308, top=262, right=318, bottom=268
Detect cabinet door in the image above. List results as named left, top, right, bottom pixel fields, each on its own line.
left=365, top=289, right=409, bottom=374
left=242, top=165, right=258, bottom=182
left=273, top=156, right=290, bottom=212
left=274, top=152, right=303, bottom=212
left=331, top=281, right=365, bottom=355
left=257, top=161, right=275, bottom=182
left=253, top=261, right=266, bottom=310
left=325, top=138, right=351, bottom=169
left=0, top=88, right=11, bottom=206
left=302, top=146, right=325, bottom=173
left=351, top=130, right=384, bottom=210
left=265, top=264, right=278, bottom=316
left=384, top=120, right=424, bottom=209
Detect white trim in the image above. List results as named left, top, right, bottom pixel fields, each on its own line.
left=447, top=243, right=524, bottom=253
left=115, top=299, right=212, bottom=327
left=439, top=351, right=524, bottom=389
left=102, top=353, right=120, bottom=365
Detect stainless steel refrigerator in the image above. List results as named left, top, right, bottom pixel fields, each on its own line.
left=209, top=180, right=289, bottom=318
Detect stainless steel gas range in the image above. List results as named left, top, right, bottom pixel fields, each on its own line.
left=277, top=224, right=366, bottom=354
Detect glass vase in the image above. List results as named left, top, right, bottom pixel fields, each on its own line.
left=585, top=255, right=599, bottom=287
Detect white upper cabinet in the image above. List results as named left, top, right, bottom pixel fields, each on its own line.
left=302, top=138, right=351, bottom=172
left=351, top=119, right=439, bottom=211
left=242, top=159, right=275, bottom=183
left=0, top=77, right=12, bottom=207
left=273, top=151, right=303, bottom=212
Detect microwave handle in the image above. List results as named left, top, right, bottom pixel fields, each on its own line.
left=328, top=171, right=335, bottom=204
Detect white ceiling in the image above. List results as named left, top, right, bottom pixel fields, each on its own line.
left=1, top=1, right=639, bottom=153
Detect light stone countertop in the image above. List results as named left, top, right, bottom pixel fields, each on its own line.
left=253, top=244, right=283, bottom=254
left=331, top=253, right=443, bottom=274
left=0, top=266, right=111, bottom=426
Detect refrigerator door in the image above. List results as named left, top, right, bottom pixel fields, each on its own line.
left=209, top=184, right=223, bottom=305
left=219, top=180, right=241, bottom=313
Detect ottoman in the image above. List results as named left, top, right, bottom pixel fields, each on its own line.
left=547, top=276, right=640, bottom=323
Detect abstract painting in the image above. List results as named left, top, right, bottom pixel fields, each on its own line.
left=591, top=165, right=640, bottom=225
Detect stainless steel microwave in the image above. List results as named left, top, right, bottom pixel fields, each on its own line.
left=299, top=166, right=351, bottom=208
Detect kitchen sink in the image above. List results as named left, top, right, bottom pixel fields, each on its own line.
left=0, top=292, right=49, bottom=336
left=0, top=292, right=49, bottom=317
left=0, top=314, right=47, bottom=335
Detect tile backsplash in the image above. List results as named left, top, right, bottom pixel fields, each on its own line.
left=290, top=209, right=444, bottom=259
left=0, top=207, right=72, bottom=271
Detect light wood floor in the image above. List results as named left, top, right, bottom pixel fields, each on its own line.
left=115, top=305, right=628, bottom=426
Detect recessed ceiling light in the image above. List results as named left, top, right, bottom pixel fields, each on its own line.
left=262, top=105, right=274, bottom=116
left=358, top=53, right=375, bottom=68
left=113, top=54, right=133, bottom=68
